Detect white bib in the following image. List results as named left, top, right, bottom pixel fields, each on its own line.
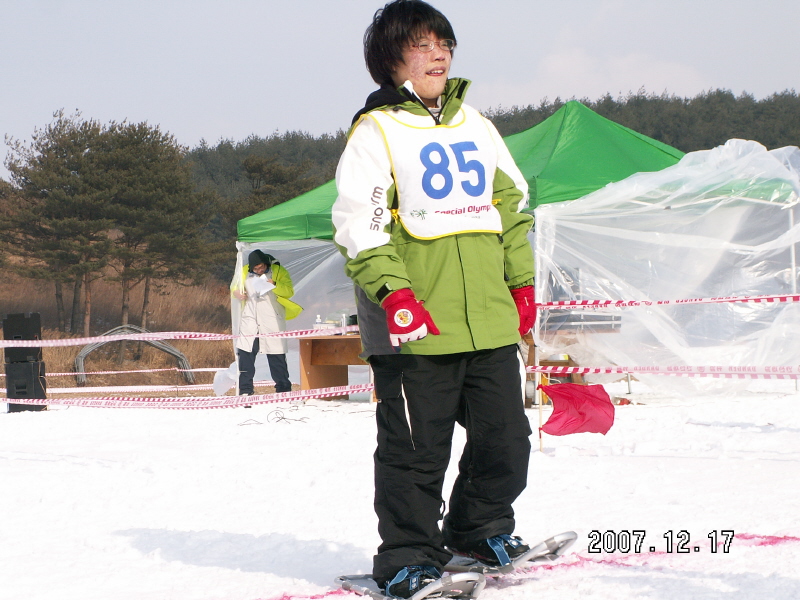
left=369, top=106, right=502, bottom=239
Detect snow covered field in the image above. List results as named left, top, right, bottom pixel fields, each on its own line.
left=2, top=380, right=800, bottom=600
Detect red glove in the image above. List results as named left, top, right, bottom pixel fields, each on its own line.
left=382, top=289, right=440, bottom=348
left=509, top=285, right=536, bottom=336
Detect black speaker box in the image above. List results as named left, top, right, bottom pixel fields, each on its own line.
left=2, top=312, right=43, bottom=363
left=5, top=361, right=46, bottom=399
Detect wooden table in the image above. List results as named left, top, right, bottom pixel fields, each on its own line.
left=299, top=334, right=368, bottom=399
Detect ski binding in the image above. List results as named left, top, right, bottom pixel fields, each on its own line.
left=444, top=530, right=578, bottom=574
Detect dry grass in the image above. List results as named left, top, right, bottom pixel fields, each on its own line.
left=0, top=271, right=231, bottom=333
left=41, top=333, right=235, bottom=391
left=1, top=270, right=237, bottom=392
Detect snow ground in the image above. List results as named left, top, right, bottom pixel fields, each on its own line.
left=2, top=380, right=800, bottom=600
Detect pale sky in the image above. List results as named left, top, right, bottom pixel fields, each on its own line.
left=2, top=0, right=798, bottom=181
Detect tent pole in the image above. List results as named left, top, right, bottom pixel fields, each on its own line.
left=789, top=208, right=798, bottom=392
left=533, top=342, right=544, bottom=452
left=538, top=376, right=544, bottom=453
left=790, top=208, right=797, bottom=295
left=538, top=388, right=543, bottom=453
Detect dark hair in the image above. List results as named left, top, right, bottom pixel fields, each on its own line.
left=364, top=0, right=456, bottom=86
left=248, top=250, right=277, bottom=272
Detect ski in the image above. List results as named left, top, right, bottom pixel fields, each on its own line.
left=444, top=531, right=578, bottom=574
left=335, top=572, right=485, bottom=600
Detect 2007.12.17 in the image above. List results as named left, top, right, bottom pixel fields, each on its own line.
left=587, top=529, right=735, bottom=554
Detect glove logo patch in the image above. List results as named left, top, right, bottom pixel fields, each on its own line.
left=394, top=309, right=414, bottom=328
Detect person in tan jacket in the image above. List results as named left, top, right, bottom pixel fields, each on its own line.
left=231, top=250, right=302, bottom=395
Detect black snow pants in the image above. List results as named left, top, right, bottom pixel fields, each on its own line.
left=369, top=344, right=532, bottom=586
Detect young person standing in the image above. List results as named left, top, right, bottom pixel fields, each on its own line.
left=332, top=1, right=537, bottom=597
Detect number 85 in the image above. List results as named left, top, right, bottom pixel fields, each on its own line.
left=420, top=141, right=486, bottom=199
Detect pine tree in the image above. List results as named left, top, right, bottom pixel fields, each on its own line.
left=3, top=110, right=112, bottom=334
left=98, top=121, right=220, bottom=332
left=3, top=112, right=224, bottom=339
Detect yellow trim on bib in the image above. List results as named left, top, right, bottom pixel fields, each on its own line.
left=379, top=108, right=467, bottom=130
left=397, top=215, right=502, bottom=240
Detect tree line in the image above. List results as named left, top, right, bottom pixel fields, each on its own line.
left=188, top=131, right=346, bottom=240
left=189, top=87, right=800, bottom=239
left=485, top=88, right=800, bottom=151
left=2, top=88, right=798, bottom=336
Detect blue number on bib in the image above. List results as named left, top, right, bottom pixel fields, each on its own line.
left=450, top=141, right=486, bottom=197
left=420, top=141, right=487, bottom=199
left=420, top=143, right=453, bottom=199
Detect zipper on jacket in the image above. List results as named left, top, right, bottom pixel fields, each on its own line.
left=400, top=82, right=441, bottom=125
left=439, top=80, right=468, bottom=123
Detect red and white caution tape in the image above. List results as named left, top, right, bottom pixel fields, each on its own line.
left=4, top=383, right=375, bottom=410
left=0, top=331, right=232, bottom=348
left=0, top=326, right=360, bottom=348
left=43, top=380, right=276, bottom=394
left=2, top=294, right=796, bottom=349
left=0, top=367, right=224, bottom=378
left=45, top=367, right=223, bottom=377
left=540, top=293, right=800, bottom=310
left=530, top=365, right=800, bottom=379
left=45, top=383, right=218, bottom=394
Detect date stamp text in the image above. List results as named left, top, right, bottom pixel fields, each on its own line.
left=587, top=530, right=734, bottom=554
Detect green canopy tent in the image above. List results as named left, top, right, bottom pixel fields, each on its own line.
left=236, top=100, right=684, bottom=242
left=237, top=180, right=338, bottom=242
left=503, top=100, right=683, bottom=207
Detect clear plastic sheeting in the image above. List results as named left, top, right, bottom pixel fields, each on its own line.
left=533, top=139, right=800, bottom=393
left=232, top=239, right=356, bottom=334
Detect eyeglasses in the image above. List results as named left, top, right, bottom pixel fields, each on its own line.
left=411, top=39, right=456, bottom=53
